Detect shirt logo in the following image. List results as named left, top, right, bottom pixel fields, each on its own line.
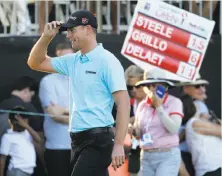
left=144, top=2, right=151, bottom=10
left=82, top=18, right=89, bottom=24
left=85, top=70, right=96, bottom=74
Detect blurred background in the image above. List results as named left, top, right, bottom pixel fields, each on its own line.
left=0, top=0, right=221, bottom=115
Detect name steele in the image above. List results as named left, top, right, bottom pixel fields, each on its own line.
left=125, top=43, right=165, bottom=66
left=135, top=15, right=174, bottom=38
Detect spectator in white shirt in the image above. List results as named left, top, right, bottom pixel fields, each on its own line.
left=178, top=74, right=209, bottom=176
left=182, top=95, right=222, bottom=176
left=0, top=106, right=41, bottom=176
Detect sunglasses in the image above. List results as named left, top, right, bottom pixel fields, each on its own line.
left=194, top=84, right=206, bottom=89
left=127, top=85, right=142, bottom=90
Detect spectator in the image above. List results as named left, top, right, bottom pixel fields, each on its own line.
left=125, top=65, right=145, bottom=176
left=183, top=95, right=222, bottom=176
left=2, top=0, right=32, bottom=34
left=178, top=74, right=210, bottom=176
left=181, top=73, right=209, bottom=119
left=27, top=9, right=130, bottom=175
left=37, top=1, right=119, bottom=34
left=0, top=106, right=41, bottom=176
left=38, top=1, right=54, bottom=35
left=39, top=42, right=74, bottom=176
left=134, top=69, right=183, bottom=176
left=178, top=95, right=196, bottom=176
left=183, top=1, right=219, bottom=19
left=0, top=76, right=42, bottom=135
left=0, top=76, right=45, bottom=176
left=125, top=65, right=145, bottom=115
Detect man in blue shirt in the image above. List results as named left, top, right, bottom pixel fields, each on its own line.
left=27, top=10, right=130, bottom=176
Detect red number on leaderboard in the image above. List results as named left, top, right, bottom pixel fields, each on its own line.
left=187, top=35, right=207, bottom=52
left=177, top=62, right=196, bottom=80
left=188, top=51, right=200, bottom=66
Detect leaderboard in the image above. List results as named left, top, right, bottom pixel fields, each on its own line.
left=121, top=1, right=215, bottom=81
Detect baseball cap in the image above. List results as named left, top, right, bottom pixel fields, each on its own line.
left=60, top=10, right=98, bottom=31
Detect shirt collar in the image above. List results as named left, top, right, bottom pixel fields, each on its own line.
left=146, top=93, right=169, bottom=106
left=79, top=43, right=103, bottom=63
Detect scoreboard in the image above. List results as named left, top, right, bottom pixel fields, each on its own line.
left=121, top=0, right=215, bottom=81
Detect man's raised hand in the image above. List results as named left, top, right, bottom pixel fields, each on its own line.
left=42, top=21, right=63, bottom=39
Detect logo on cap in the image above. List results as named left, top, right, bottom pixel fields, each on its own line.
left=70, top=16, right=77, bottom=21
left=82, top=18, right=88, bottom=24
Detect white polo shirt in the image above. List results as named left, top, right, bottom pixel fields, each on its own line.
left=186, top=118, right=222, bottom=176
left=39, top=73, right=71, bottom=149
left=0, top=129, right=36, bottom=174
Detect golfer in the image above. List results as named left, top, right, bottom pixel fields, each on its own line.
left=27, top=10, right=130, bottom=176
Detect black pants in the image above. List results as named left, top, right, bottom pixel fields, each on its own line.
left=70, top=127, right=114, bottom=176
left=203, top=168, right=221, bottom=176
left=128, top=147, right=141, bottom=174
left=44, top=149, right=71, bottom=176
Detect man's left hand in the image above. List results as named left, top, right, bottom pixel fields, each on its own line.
left=111, top=144, right=125, bottom=171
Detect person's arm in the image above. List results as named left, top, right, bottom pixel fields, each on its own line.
left=39, top=77, right=69, bottom=124
left=15, top=116, right=41, bottom=143
left=113, top=90, right=130, bottom=145
left=34, top=132, right=47, bottom=171
left=192, top=120, right=221, bottom=137
left=187, top=1, right=218, bottom=19
left=45, top=104, right=69, bottom=124
left=27, top=21, right=62, bottom=72
left=103, top=56, right=130, bottom=170
left=133, top=103, right=143, bottom=139
left=112, top=90, right=130, bottom=169
left=0, top=155, right=7, bottom=176
left=38, top=1, right=53, bottom=34
left=50, top=115, right=69, bottom=124
left=156, top=106, right=182, bottom=134
left=152, top=94, right=183, bottom=134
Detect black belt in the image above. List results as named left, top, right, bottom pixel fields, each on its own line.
left=70, top=127, right=113, bottom=138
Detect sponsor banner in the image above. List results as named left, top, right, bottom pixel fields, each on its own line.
left=139, top=0, right=214, bottom=38
left=121, top=0, right=215, bottom=81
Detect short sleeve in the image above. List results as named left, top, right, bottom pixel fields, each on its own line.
left=102, top=56, right=127, bottom=93
left=50, top=54, right=73, bottom=76
left=39, top=76, right=57, bottom=108
left=168, top=98, right=184, bottom=118
left=0, top=134, right=11, bottom=156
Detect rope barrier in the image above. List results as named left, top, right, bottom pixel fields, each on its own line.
left=0, top=109, right=68, bottom=118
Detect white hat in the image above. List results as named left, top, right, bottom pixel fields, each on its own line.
left=176, top=73, right=209, bottom=86
left=135, top=68, right=175, bottom=87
